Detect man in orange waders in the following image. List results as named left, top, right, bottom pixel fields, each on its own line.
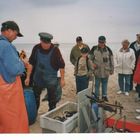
left=0, top=21, right=29, bottom=133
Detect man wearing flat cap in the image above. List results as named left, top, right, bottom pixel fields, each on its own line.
left=129, top=33, right=140, bottom=91
left=89, top=36, right=114, bottom=102
left=0, top=21, right=29, bottom=132
left=26, top=32, right=65, bottom=111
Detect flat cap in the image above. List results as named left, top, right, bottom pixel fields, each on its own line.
left=39, top=32, right=53, bottom=43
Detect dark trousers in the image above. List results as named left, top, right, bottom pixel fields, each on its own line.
left=76, top=75, right=89, bottom=93
left=33, top=83, right=57, bottom=111
left=136, top=84, right=140, bottom=98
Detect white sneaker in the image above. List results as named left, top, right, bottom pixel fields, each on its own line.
left=125, top=92, right=129, bottom=96
left=136, top=109, right=140, bottom=113
left=117, top=90, right=122, bottom=94
left=136, top=115, right=140, bottom=120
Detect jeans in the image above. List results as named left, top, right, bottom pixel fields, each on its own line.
left=118, top=74, right=131, bottom=92
left=95, top=77, right=108, bottom=97
left=76, top=75, right=89, bottom=93
left=130, top=73, right=134, bottom=91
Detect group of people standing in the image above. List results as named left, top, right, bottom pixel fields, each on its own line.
left=0, top=20, right=140, bottom=133
left=70, top=36, right=114, bottom=102
left=70, top=33, right=140, bottom=119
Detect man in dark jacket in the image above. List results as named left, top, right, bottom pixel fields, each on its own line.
left=26, top=32, right=65, bottom=111
left=129, top=33, right=140, bottom=90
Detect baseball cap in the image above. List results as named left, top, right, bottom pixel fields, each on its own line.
left=1, top=21, right=23, bottom=37
left=98, top=36, right=106, bottom=42
left=80, top=47, right=89, bottom=54
left=76, top=36, right=82, bottom=42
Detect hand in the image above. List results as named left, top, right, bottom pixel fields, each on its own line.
left=21, top=58, right=29, bottom=67
left=110, top=71, right=114, bottom=75
left=60, top=79, right=65, bottom=88
left=93, top=63, right=97, bottom=69
left=24, top=77, right=30, bottom=86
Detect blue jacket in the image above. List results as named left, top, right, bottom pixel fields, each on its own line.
left=0, top=35, right=25, bottom=83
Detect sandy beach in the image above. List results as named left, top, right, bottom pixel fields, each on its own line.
left=29, top=61, right=140, bottom=133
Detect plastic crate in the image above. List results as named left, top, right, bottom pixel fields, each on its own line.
left=40, top=101, right=78, bottom=133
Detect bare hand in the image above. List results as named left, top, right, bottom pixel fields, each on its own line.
left=24, top=77, right=30, bottom=86
left=93, top=63, right=97, bottom=69
left=21, top=58, right=29, bottom=67
left=110, top=71, right=114, bottom=75
left=60, top=79, right=65, bottom=88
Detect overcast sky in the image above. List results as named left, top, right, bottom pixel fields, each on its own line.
left=0, top=0, right=140, bottom=43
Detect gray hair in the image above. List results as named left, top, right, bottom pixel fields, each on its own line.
left=121, top=39, right=130, bottom=45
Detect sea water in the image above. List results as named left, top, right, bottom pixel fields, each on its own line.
left=15, top=42, right=120, bottom=64
left=15, top=42, right=120, bottom=80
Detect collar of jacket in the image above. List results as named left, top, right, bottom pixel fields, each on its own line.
left=0, top=35, right=9, bottom=42
left=119, top=47, right=130, bottom=52
left=39, top=43, right=54, bottom=54
left=97, top=46, right=108, bottom=52
left=76, top=43, right=86, bottom=48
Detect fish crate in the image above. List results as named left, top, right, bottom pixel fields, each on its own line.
left=40, top=101, right=78, bottom=133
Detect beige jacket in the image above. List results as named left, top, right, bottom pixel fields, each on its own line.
left=89, top=45, right=114, bottom=78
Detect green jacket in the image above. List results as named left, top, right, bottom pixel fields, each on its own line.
left=70, top=43, right=90, bottom=65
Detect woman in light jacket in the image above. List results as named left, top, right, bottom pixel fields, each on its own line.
left=114, top=39, right=135, bottom=96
